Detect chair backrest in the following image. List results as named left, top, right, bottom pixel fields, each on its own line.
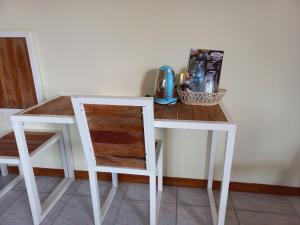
left=0, top=32, right=44, bottom=111
left=72, top=96, right=155, bottom=170
left=0, top=31, right=44, bottom=133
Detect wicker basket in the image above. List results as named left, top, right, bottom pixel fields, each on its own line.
left=177, top=88, right=226, bottom=106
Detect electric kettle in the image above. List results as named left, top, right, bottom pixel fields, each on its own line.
left=154, top=65, right=177, bottom=104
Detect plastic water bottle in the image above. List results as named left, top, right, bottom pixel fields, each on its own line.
left=190, top=62, right=205, bottom=92
left=204, top=73, right=215, bottom=93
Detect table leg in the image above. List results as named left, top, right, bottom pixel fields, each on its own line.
left=12, top=120, right=42, bottom=225
left=61, top=125, right=75, bottom=178
left=207, top=130, right=218, bottom=225
left=217, top=126, right=236, bottom=225
left=208, top=130, right=217, bottom=188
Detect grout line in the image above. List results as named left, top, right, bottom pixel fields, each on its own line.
left=176, top=202, right=210, bottom=207
left=230, top=191, right=238, bottom=210
left=69, top=179, right=83, bottom=195
left=112, top=198, right=123, bottom=225
left=235, top=208, right=300, bottom=217
left=234, top=208, right=241, bottom=225
left=286, top=196, right=299, bottom=217
left=285, top=195, right=300, bottom=219
left=230, top=192, right=241, bottom=225
left=48, top=194, right=73, bottom=225
left=48, top=180, right=82, bottom=225
left=119, top=198, right=149, bottom=203
left=112, top=182, right=129, bottom=225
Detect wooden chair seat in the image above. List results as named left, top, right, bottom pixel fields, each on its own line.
left=0, top=131, right=57, bottom=157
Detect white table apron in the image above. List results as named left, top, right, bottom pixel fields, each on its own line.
left=12, top=104, right=236, bottom=225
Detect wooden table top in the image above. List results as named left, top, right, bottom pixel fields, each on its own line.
left=22, top=96, right=227, bottom=122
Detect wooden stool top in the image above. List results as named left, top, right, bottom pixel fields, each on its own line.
left=0, top=131, right=57, bottom=157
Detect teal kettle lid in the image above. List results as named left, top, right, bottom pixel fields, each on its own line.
left=159, top=65, right=173, bottom=73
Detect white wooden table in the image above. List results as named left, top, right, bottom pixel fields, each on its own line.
left=12, top=96, right=236, bottom=225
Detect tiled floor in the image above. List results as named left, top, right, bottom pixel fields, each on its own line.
left=0, top=175, right=299, bottom=225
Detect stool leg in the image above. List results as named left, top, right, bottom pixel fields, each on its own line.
left=112, top=173, right=118, bottom=187
left=12, top=120, right=42, bottom=225
left=0, top=164, right=8, bottom=176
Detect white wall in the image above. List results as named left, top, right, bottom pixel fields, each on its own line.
left=1, top=0, right=300, bottom=187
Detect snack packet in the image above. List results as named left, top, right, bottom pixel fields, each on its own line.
left=186, top=49, right=224, bottom=93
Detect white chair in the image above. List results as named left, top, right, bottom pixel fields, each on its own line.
left=0, top=32, right=75, bottom=224
left=72, top=96, right=163, bottom=225
left=0, top=31, right=47, bottom=199
left=0, top=129, right=65, bottom=199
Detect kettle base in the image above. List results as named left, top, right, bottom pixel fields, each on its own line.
left=154, top=97, right=177, bottom=105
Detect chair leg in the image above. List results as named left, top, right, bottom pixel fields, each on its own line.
left=157, top=147, right=163, bottom=192
left=89, top=170, right=102, bottom=225
left=112, top=173, right=118, bottom=187
left=149, top=174, right=157, bottom=225
left=0, top=164, right=8, bottom=176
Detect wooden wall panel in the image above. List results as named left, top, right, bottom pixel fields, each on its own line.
left=0, top=37, right=37, bottom=108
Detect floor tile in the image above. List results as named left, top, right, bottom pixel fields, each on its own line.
left=13, top=176, right=62, bottom=193
left=0, top=192, right=71, bottom=225
left=2, top=179, right=298, bottom=225
left=225, top=210, right=240, bottom=225
left=0, top=190, right=23, bottom=216
left=74, top=180, right=128, bottom=199
left=12, top=179, right=26, bottom=191
left=162, top=186, right=177, bottom=204
left=288, top=196, right=300, bottom=216
left=114, top=200, right=176, bottom=225
left=100, top=197, right=122, bottom=225
left=214, top=191, right=234, bottom=209
left=52, top=195, right=121, bottom=225
left=64, top=179, right=82, bottom=195
left=114, top=200, right=149, bottom=225
left=33, top=176, right=62, bottom=192
left=177, top=187, right=209, bottom=206
left=125, top=183, right=177, bottom=204
left=40, top=195, right=72, bottom=225
left=12, top=176, right=81, bottom=195
left=177, top=205, right=238, bottom=225
left=158, top=204, right=176, bottom=225
left=231, top=192, right=296, bottom=215
left=177, top=205, right=212, bottom=225
left=236, top=210, right=300, bottom=225
left=0, top=174, right=18, bottom=189
left=124, top=183, right=149, bottom=201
